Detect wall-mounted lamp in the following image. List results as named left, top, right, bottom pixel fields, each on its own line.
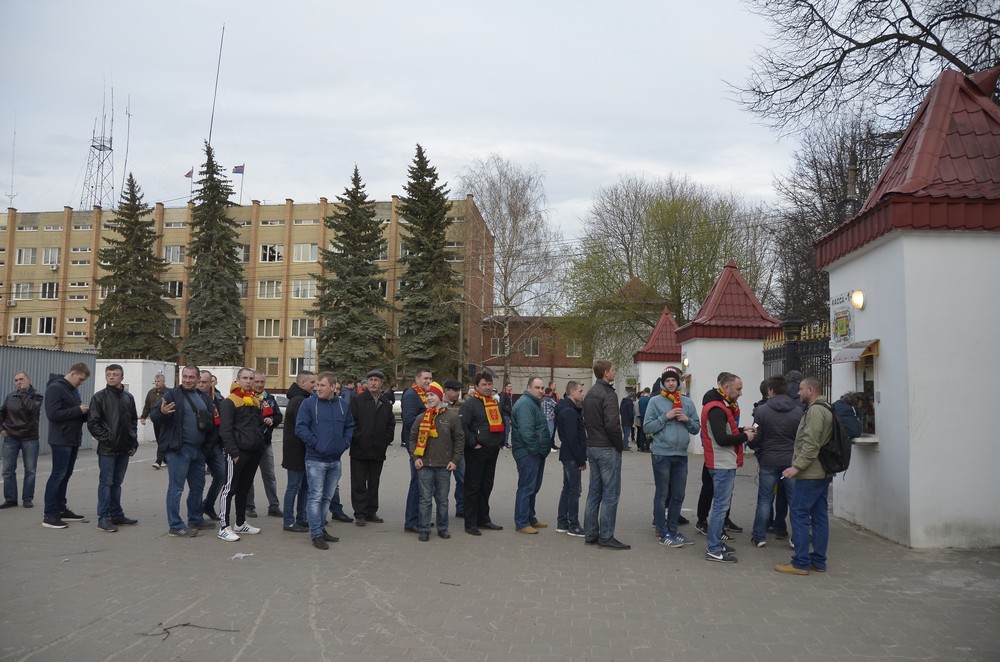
left=850, top=290, right=866, bottom=310
left=681, top=356, right=689, bottom=369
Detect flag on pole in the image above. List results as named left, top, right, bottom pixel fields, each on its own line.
left=233, top=164, right=245, bottom=175
left=184, top=168, right=193, bottom=178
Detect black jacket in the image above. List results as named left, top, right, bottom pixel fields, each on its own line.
left=44, top=374, right=88, bottom=448
left=219, top=395, right=265, bottom=458
left=459, top=396, right=505, bottom=450
left=259, top=391, right=283, bottom=444
left=87, top=386, right=139, bottom=456
left=749, top=393, right=801, bottom=466
left=149, top=385, right=214, bottom=453
left=281, top=382, right=310, bottom=471
left=583, top=380, right=623, bottom=451
left=349, top=388, right=396, bottom=460
left=556, top=398, right=587, bottom=467
left=0, top=386, right=43, bottom=440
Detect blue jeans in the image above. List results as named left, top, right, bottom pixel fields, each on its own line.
left=97, top=454, right=129, bottom=519
left=707, top=468, right=736, bottom=553
left=2, top=437, right=38, bottom=503
left=327, top=484, right=346, bottom=517
left=306, top=459, right=341, bottom=538
left=165, top=444, right=207, bottom=530
left=584, top=446, right=622, bottom=542
left=404, top=457, right=420, bottom=529
left=283, top=469, right=308, bottom=527
left=44, top=445, right=79, bottom=517
left=547, top=420, right=556, bottom=448
left=417, top=466, right=450, bottom=534
left=652, top=454, right=688, bottom=538
left=557, top=459, right=583, bottom=529
left=203, top=444, right=227, bottom=514
left=514, top=453, right=546, bottom=529
left=753, top=465, right=795, bottom=541
left=790, top=476, right=832, bottom=570
left=502, top=416, right=511, bottom=447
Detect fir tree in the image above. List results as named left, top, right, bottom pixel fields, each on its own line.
left=91, top=174, right=177, bottom=360
left=395, top=144, right=460, bottom=378
left=182, top=141, right=245, bottom=365
left=314, top=166, right=391, bottom=376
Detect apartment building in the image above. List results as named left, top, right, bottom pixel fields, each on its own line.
left=1, top=195, right=494, bottom=382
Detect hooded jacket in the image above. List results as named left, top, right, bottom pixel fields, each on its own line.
left=643, top=392, right=700, bottom=456
left=44, top=374, right=88, bottom=448
left=511, top=390, right=549, bottom=460
left=218, top=384, right=266, bottom=458
left=296, top=393, right=354, bottom=463
left=556, top=398, right=587, bottom=468
left=281, top=382, right=311, bottom=471
left=0, top=385, right=44, bottom=440
left=349, top=388, right=396, bottom=460
left=700, top=388, right=746, bottom=470
left=792, top=396, right=834, bottom=479
left=583, top=380, right=623, bottom=451
left=87, top=386, right=139, bottom=456
left=150, top=385, right=214, bottom=453
left=749, top=393, right=802, bottom=467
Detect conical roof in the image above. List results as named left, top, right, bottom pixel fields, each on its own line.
left=675, top=259, right=780, bottom=342
left=633, top=307, right=681, bottom=363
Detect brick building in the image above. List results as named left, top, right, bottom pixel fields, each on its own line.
left=479, top=315, right=591, bottom=393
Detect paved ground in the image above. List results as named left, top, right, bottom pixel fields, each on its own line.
left=1, top=434, right=998, bottom=662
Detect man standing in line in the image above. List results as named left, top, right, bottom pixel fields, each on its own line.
left=246, top=372, right=283, bottom=519
left=512, top=377, right=551, bottom=534
left=459, top=372, right=505, bottom=535
left=701, top=373, right=756, bottom=563
left=1, top=371, right=44, bottom=509
left=140, top=374, right=168, bottom=469
left=151, top=365, right=215, bottom=538
left=401, top=368, right=432, bottom=533
left=542, top=387, right=558, bottom=452
left=349, top=369, right=395, bottom=526
left=216, top=368, right=267, bottom=542
left=87, top=364, right=139, bottom=533
left=644, top=366, right=700, bottom=548
left=619, top=391, right=636, bottom=452
left=776, top=376, right=834, bottom=575
left=696, top=372, right=741, bottom=537
left=42, top=363, right=91, bottom=529
left=637, top=388, right=652, bottom=453
left=582, top=360, right=630, bottom=550
left=297, top=372, right=354, bottom=550
left=499, top=383, right=513, bottom=449
left=442, top=380, right=466, bottom=518
left=749, top=375, right=802, bottom=547
left=555, top=381, right=587, bottom=537
left=199, top=370, right=227, bottom=522
left=280, top=370, right=314, bottom=533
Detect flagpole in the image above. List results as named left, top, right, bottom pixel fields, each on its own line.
left=189, top=165, right=194, bottom=201
left=208, top=24, right=225, bottom=146
left=239, top=170, right=245, bottom=206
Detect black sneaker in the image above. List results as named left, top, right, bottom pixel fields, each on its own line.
left=706, top=550, right=738, bottom=563
left=60, top=509, right=86, bottom=522
left=677, top=515, right=690, bottom=525
left=597, top=537, right=631, bottom=550
left=724, top=518, right=743, bottom=533
left=112, top=515, right=139, bottom=526
left=245, top=508, right=258, bottom=518
left=321, top=529, right=339, bottom=543
left=331, top=513, right=354, bottom=523
left=43, top=517, right=68, bottom=529
left=418, top=531, right=430, bottom=541
left=0, top=501, right=17, bottom=509
left=283, top=523, right=309, bottom=533
left=365, top=514, right=384, bottom=523
left=355, top=518, right=366, bottom=527
left=97, top=518, right=118, bottom=533
left=721, top=531, right=735, bottom=542
left=267, top=507, right=283, bottom=517
left=312, top=536, right=329, bottom=550
left=23, top=500, right=32, bottom=508
left=203, top=506, right=221, bottom=521
left=168, top=527, right=198, bottom=537
left=695, top=521, right=708, bottom=535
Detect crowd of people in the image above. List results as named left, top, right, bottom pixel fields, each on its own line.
left=0, top=360, right=843, bottom=573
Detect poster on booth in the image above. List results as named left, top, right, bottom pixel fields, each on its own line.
left=829, top=291, right=854, bottom=350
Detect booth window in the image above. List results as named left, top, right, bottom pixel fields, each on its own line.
left=833, top=340, right=879, bottom=437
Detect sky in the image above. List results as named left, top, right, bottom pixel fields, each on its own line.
left=0, top=1, right=794, bottom=240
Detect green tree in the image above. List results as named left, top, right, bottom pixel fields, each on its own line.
left=395, top=144, right=460, bottom=379
left=91, top=173, right=177, bottom=360
left=314, top=166, right=391, bottom=377
left=182, top=141, right=245, bottom=365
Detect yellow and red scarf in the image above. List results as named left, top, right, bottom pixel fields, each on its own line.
left=716, top=387, right=740, bottom=420
left=228, top=383, right=261, bottom=409
left=474, top=390, right=505, bottom=432
left=413, top=406, right=442, bottom=457
left=411, top=383, right=428, bottom=406
left=660, top=388, right=683, bottom=410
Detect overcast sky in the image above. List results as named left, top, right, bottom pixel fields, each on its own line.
left=1, top=1, right=793, bottom=239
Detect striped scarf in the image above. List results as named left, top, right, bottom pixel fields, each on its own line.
left=474, top=390, right=504, bottom=432
left=413, top=406, right=441, bottom=457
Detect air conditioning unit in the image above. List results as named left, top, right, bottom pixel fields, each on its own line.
left=50, top=263, right=58, bottom=271
left=5, top=335, right=14, bottom=341
left=5, top=300, right=15, bottom=307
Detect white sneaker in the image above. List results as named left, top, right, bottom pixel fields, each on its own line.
left=234, top=523, right=261, bottom=535
left=217, top=526, right=241, bottom=542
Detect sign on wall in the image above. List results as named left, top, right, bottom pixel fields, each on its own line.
left=830, top=291, right=855, bottom=350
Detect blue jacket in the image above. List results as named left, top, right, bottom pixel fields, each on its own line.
left=44, top=374, right=88, bottom=448
left=296, top=393, right=355, bottom=462
left=643, top=393, right=700, bottom=456
left=400, top=387, right=426, bottom=446
left=150, top=385, right=214, bottom=453
left=619, top=396, right=635, bottom=422
left=556, top=398, right=587, bottom=467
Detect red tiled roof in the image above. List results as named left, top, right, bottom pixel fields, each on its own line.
left=633, top=307, right=681, bottom=363
left=675, top=259, right=781, bottom=343
left=817, top=67, right=1000, bottom=269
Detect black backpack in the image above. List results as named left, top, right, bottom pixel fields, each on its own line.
left=812, top=401, right=852, bottom=475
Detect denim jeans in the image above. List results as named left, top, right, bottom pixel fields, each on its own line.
left=97, top=454, right=129, bottom=519
left=247, top=444, right=280, bottom=511
left=283, top=469, right=308, bottom=527
left=404, top=456, right=420, bottom=529
left=165, top=443, right=207, bottom=530
left=707, top=468, right=736, bottom=553
left=328, top=485, right=346, bottom=517
left=557, top=459, right=583, bottom=530
left=44, top=445, right=79, bottom=517
left=453, top=454, right=465, bottom=513
left=547, top=420, right=556, bottom=448
left=652, top=454, right=688, bottom=538
left=2, top=437, right=38, bottom=503
left=502, top=416, right=511, bottom=447
left=514, top=453, right=546, bottom=529
left=790, top=476, right=832, bottom=570
left=584, top=446, right=622, bottom=542
left=417, top=466, right=450, bottom=534
left=203, top=444, right=227, bottom=514
left=306, top=459, right=341, bottom=538
left=752, top=465, right=795, bottom=541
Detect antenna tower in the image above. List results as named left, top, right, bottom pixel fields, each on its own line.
left=79, top=90, right=115, bottom=210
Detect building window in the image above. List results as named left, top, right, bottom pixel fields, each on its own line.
left=37, top=317, right=56, bottom=335
left=237, top=280, right=248, bottom=298
left=68, top=294, right=88, bottom=301
left=291, top=278, right=316, bottom=299
left=169, top=318, right=182, bottom=337
left=235, top=220, right=251, bottom=227
left=260, top=218, right=285, bottom=227
left=258, top=280, right=282, bottom=299
left=256, top=319, right=281, bottom=337
left=566, top=338, right=583, bottom=358
left=260, top=243, right=284, bottom=262
left=70, top=259, right=90, bottom=266
left=399, top=242, right=414, bottom=259
left=72, top=223, right=92, bottom=231
left=11, top=317, right=31, bottom=335
left=99, top=285, right=116, bottom=299
left=254, top=356, right=279, bottom=377
left=15, top=248, right=36, bottom=265
left=40, top=282, right=59, bottom=300
left=293, top=243, right=318, bottom=262
left=44, top=225, right=63, bottom=232
left=490, top=337, right=508, bottom=357
left=235, top=244, right=251, bottom=263
left=377, top=280, right=388, bottom=299
left=289, top=357, right=308, bottom=376
left=377, top=240, right=389, bottom=261
left=12, top=282, right=33, bottom=300
left=70, top=281, right=90, bottom=288
left=165, top=281, right=184, bottom=299
left=164, top=245, right=185, bottom=263
left=164, top=221, right=186, bottom=229
left=66, top=330, right=86, bottom=337
left=70, top=246, right=92, bottom=253
left=290, top=318, right=316, bottom=337
left=524, top=338, right=540, bottom=357
left=67, top=317, right=87, bottom=324
left=293, top=218, right=319, bottom=226
left=42, top=247, right=61, bottom=266
left=16, top=225, right=38, bottom=232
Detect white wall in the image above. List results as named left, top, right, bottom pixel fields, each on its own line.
left=95, top=359, right=176, bottom=443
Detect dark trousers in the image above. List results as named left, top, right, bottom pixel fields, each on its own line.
left=697, top=463, right=731, bottom=523
left=463, top=444, right=500, bottom=529
left=44, top=445, right=79, bottom=517
left=219, top=449, right=262, bottom=528
left=350, top=457, right=384, bottom=519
